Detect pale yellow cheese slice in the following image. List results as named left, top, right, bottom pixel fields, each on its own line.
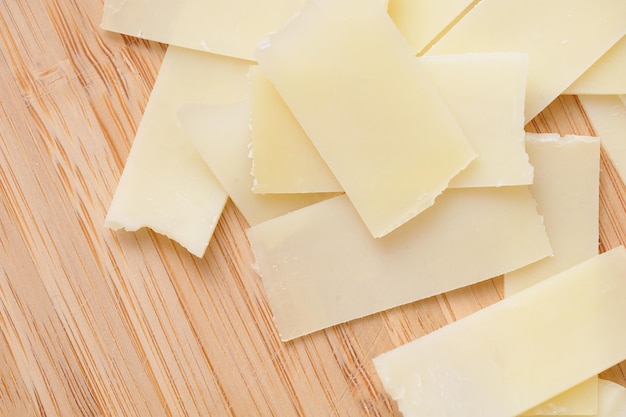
left=247, top=187, right=551, bottom=341
left=255, top=0, right=476, bottom=238
left=565, top=36, right=626, bottom=95
left=505, top=134, right=600, bottom=295
left=579, top=95, right=626, bottom=184
left=373, top=247, right=626, bottom=417
left=105, top=46, right=249, bottom=257
left=100, top=0, right=307, bottom=61
left=426, top=0, right=626, bottom=122
left=420, top=53, right=533, bottom=188
left=596, top=380, right=626, bottom=417
left=388, top=0, right=477, bottom=54
left=177, top=100, right=334, bottom=226
left=503, top=133, right=600, bottom=416
left=248, top=66, right=342, bottom=194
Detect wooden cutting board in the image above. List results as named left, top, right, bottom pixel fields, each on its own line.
left=1, top=2, right=625, bottom=416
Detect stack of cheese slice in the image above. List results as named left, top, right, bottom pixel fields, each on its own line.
left=100, top=0, right=626, bottom=416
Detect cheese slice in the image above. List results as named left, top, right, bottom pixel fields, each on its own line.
left=420, top=53, right=533, bottom=187
left=177, top=100, right=334, bottom=226
left=564, top=36, right=626, bottom=95
left=247, top=187, right=551, bottom=341
left=248, top=65, right=342, bottom=194
left=503, top=133, right=600, bottom=416
left=387, top=0, right=477, bottom=54
left=100, top=0, right=307, bottom=61
left=373, top=247, right=626, bottom=417
left=426, top=0, right=626, bottom=122
left=579, top=95, right=626, bottom=184
left=504, top=134, right=600, bottom=295
left=255, top=0, right=476, bottom=238
left=105, top=46, right=250, bottom=257
left=596, top=380, right=626, bottom=417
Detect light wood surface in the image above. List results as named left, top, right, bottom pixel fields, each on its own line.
left=1, top=2, right=625, bottom=416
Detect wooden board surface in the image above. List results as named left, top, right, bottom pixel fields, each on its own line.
left=1, top=2, right=625, bottom=416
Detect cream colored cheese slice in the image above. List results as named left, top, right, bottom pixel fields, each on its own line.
left=579, top=95, right=626, bottom=184
left=503, top=133, right=600, bottom=416
left=248, top=66, right=342, bottom=194
left=426, top=0, right=626, bottom=122
left=564, top=36, right=626, bottom=95
left=105, top=47, right=250, bottom=257
left=255, top=0, right=476, bottom=238
left=177, top=100, right=334, bottom=226
left=420, top=53, right=533, bottom=187
left=247, top=187, right=551, bottom=341
left=100, top=0, right=307, bottom=61
left=504, top=134, right=600, bottom=295
left=596, top=380, right=626, bottom=417
left=387, top=0, right=477, bottom=54
left=373, top=247, right=626, bottom=417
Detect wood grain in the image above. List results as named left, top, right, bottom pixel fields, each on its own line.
left=1, top=1, right=625, bottom=416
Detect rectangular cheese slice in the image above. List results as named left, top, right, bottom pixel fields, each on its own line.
left=247, top=187, right=551, bottom=341
left=504, top=134, right=600, bottom=295
left=564, top=36, right=626, bottom=95
left=177, top=100, right=334, bottom=226
left=255, top=0, right=476, bottom=238
left=100, top=0, right=307, bottom=61
left=105, top=46, right=250, bottom=257
left=426, top=0, right=626, bottom=122
left=579, top=95, right=626, bottom=184
left=420, top=53, right=533, bottom=188
left=387, top=0, right=477, bottom=54
left=373, top=247, right=626, bottom=417
left=503, top=133, right=600, bottom=416
left=248, top=66, right=342, bottom=194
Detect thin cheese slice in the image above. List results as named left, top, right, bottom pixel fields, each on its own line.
left=177, top=100, right=334, bottom=226
left=100, top=0, right=307, bottom=61
left=505, top=134, right=600, bottom=413
left=426, top=0, right=626, bottom=122
left=105, top=46, right=249, bottom=257
left=564, top=36, right=626, bottom=95
left=387, top=0, right=477, bottom=54
left=248, top=66, right=342, bottom=194
left=503, top=133, right=600, bottom=416
left=504, top=134, right=600, bottom=295
left=420, top=53, right=533, bottom=187
left=247, top=187, right=551, bottom=341
left=255, top=0, right=476, bottom=238
left=579, top=95, right=626, bottom=184
left=373, top=247, right=626, bottom=417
